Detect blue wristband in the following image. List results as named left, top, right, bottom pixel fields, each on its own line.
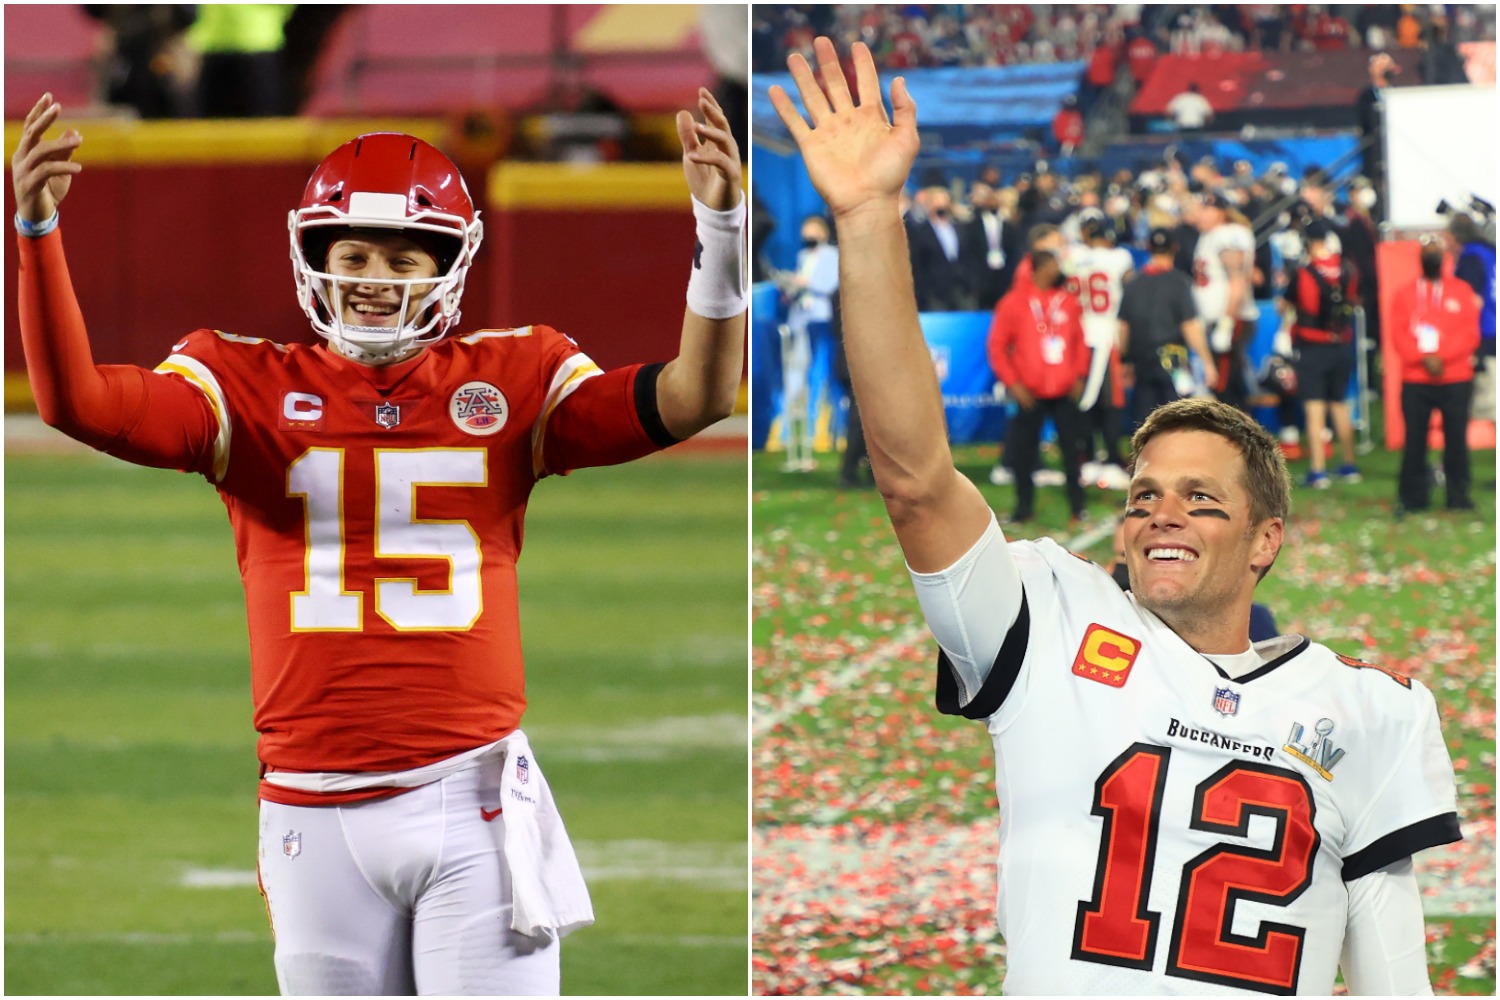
left=15, top=211, right=59, bottom=238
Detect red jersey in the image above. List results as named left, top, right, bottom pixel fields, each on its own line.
left=155, top=327, right=663, bottom=801
left=1390, top=278, right=1481, bottom=384
left=987, top=281, right=1089, bottom=398
left=18, top=228, right=670, bottom=807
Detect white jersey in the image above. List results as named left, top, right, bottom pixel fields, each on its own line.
left=934, top=535, right=1460, bottom=996
left=1070, top=244, right=1136, bottom=332
left=1193, top=222, right=1260, bottom=323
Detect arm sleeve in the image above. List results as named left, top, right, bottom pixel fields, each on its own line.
left=987, top=298, right=1019, bottom=386
left=540, top=362, right=677, bottom=476
left=1339, top=859, right=1434, bottom=996
left=909, top=511, right=1029, bottom=717
left=1390, top=289, right=1419, bottom=363
left=18, top=228, right=218, bottom=476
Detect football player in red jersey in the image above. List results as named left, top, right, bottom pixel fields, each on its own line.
left=772, top=38, right=1459, bottom=996
left=13, top=88, right=744, bottom=995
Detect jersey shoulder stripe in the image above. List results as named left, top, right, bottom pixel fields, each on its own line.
left=531, top=351, right=603, bottom=477
left=460, top=326, right=534, bottom=343
left=154, top=352, right=232, bottom=481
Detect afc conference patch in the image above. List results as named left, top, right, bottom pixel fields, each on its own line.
left=450, top=380, right=509, bottom=436
left=1212, top=686, right=1241, bottom=717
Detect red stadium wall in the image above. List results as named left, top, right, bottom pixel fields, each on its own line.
left=4, top=118, right=708, bottom=405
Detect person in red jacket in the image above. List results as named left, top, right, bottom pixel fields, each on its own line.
left=988, top=249, right=1090, bottom=522
left=1051, top=95, right=1084, bottom=156
left=1390, top=238, right=1482, bottom=513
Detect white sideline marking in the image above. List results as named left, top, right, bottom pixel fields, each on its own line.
left=179, top=839, right=744, bottom=893
left=181, top=869, right=258, bottom=888
left=8, top=930, right=267, bottom=945
left=8, top=930, right=740, bottom=947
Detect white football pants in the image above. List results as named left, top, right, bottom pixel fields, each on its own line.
left=257, top=760, right=560, bottom=996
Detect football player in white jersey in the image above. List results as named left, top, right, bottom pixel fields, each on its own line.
left=772, top=38, right=1461, bottom=996
left=1070, top=216, right=1135, bottom=489
left=1193, top=193, right=1261, bottom=411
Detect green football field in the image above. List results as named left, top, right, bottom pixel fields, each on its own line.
left=752, top=416, right=1496, bottom=996
left=5, top=435, right=748, bottom=996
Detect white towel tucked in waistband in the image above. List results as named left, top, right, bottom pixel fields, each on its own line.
left=492, top=730, right=595, bottom=940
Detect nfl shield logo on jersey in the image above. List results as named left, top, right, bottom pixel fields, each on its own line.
left=1212, top=686, right=1240, bottom=717
left=282, top=829, right=302, bottom=859
left=374, top=402, right=400, bottom=429
left=516, top=754, right=530, bottom=785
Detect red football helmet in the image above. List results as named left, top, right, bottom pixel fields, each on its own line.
left=289, top=133, right=484, bottom=363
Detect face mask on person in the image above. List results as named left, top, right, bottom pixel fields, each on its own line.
left=802, top=236, right=822, bottom=249
left=1354, top=188, right=1377, bottom=211
left=1421, top=251, right=1444, bottom=279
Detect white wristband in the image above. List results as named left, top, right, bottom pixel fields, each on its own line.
left=15, top=210, right=59, bottom=239
left=686, top=195, right=747, bottom=319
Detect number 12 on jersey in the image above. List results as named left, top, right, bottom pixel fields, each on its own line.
left=1072, top=742, right=1320, bottom=994
left=287, top=448, right=487, bottom=632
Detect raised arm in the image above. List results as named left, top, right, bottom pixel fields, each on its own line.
left=770, top=38, right=989, bottom=572
left=656, top=87, right=747, bottom=440
left=13, top=93, right=217, bottom=472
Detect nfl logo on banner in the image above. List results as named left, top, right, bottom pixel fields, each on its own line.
left=1212, top=686, right=1241, bottom=717
left=374, top=402, right=400, bottom=429
left=282, top=830, right=302, bottom=859
left=516, top=754, right=530, bottom=785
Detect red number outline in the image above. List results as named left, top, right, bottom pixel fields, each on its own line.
left=1071, top=743, right=1169, bottom=969
left=1167, top=761, right=1320, bottom=995
left=1072, top=747, right=1320, bottom=994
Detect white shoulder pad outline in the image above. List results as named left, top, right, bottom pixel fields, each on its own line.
left=531, top=352, right=603, bottom=478
left=153, top=353, right=231, bottom=482
left=460, top=326, right=534, bottom=343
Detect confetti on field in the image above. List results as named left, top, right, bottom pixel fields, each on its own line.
left=753, top=453, right=1496, bottom=995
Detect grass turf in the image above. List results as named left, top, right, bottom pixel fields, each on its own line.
left=752, top=417, right=1495, bottom=996
left=5, top=443, right=748, bottom=996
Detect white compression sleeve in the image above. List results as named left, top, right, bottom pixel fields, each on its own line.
left=1340, top=857, right=1434, bottom=996
left=908, top=511, right=1021, bottom=707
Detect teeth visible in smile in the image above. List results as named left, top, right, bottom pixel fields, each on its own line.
left=353, top=303, right=395, bottom=315
left=1148, top=548, right=1198, bottom=562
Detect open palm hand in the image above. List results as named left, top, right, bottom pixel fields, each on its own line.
left=769, top=38, right=919, bottom=221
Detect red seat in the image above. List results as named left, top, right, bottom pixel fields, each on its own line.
left=4, top=6, right=105, bottom=118
left=303, top=5, right=711, bottom=116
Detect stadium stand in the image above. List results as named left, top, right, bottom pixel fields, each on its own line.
left=3, top=6, right=106, bottom=119
left=302, top=5, right=713, bottom=116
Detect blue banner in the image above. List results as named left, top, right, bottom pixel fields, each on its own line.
left=753, top=306, right=1005, bottom=450
left=924, top=311, right=1006, bottom=444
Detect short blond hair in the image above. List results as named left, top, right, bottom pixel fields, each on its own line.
left=1130, top=399, right=1291, bottom=526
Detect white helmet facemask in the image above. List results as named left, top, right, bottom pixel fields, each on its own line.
left=290, top=191, right=483, bottom=365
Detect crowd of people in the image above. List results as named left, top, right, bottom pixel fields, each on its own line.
left=753, top=4, right=1497, bottom=73
left=767, top=147, right=1495, bottom=514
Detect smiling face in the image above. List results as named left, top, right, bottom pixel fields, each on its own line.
left=1123, top=429, right=1283, bottom=651
left=324, top=231, right=441, bottom=329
